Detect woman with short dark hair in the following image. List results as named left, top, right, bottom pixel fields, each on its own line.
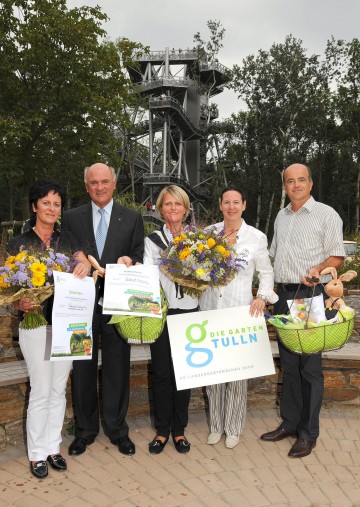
left=8, top=180, right=90, bottom=479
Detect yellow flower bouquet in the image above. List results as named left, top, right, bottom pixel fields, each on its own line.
left=159, top=226, right=246, bottom=298
left=0, top=248, right=75, bottom=329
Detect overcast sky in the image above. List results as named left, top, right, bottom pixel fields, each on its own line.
left=68, top=0, right=360, bottom=119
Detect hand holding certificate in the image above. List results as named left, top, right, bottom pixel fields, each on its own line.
left=103, top=264, right=162, bottom=318
left=50, top=271, right=95, bottom=360
left=103, top=264, right=168, bottom=344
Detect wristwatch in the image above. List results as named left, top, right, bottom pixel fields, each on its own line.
left=257, top=293, right=267, bottom=302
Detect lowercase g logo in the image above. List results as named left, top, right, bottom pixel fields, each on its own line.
left=185, top=320, right=213, bottom=368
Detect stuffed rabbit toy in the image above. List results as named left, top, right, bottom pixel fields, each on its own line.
left=320, top=267, right=357, bottom=315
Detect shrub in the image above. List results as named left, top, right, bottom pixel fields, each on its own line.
left=339, top=242, right=360, bottom=289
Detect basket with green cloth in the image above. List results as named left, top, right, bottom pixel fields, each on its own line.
left=269, top=311, right=355, bottom=354
left=269, top=270, right=357, bottom=354
left=109, top=291, right=169, bottom=344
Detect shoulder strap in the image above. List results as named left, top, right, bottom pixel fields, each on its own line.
left=147, top=227, right=169, bottom=251
left=147, top=226, right=184, bottom=300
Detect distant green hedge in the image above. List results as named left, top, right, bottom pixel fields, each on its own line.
left=339, top=243, right=360, bottom=288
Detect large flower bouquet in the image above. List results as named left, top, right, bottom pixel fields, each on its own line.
left=159, top=226, right=246, bottom=298
left=0, top=248, right=76, bottom=329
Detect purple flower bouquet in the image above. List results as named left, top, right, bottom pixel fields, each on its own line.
left=159, top=226, right=246, bottom=298
left=0, top=248, right=76, bottom=329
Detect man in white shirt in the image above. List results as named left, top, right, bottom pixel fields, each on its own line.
left=260, top=163, right=345, bottom=458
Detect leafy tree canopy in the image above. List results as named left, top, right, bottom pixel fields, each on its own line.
left=0, top=0, right=145, bottom=220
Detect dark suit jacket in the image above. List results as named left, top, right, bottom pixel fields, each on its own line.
left=61, top=201, right=144, bottom=300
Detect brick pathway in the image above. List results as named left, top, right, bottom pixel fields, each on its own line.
left=0, top=407, right=359, bottom=506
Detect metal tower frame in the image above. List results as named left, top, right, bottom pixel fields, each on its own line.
left=123, top=46, right=233, bottom=214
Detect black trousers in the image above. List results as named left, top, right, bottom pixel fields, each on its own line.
left=275, top=285, right=325, bottom=442
left=72, top=308, right=131, bottom=442
left=150, top=307, right=197, bottom=438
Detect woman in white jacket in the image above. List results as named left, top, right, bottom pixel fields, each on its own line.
left=200, top=185, right=278, bottom=449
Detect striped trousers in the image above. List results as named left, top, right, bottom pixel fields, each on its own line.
left=206, top=380, right=247, bottom=436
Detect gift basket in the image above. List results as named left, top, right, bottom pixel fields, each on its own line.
left=269, top=311, right=355, bottom=354
left=268, top=269, right=357, bottom=355
left=109, top=290, right=169, bottom=345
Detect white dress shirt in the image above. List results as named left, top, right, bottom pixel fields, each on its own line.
left=200, top=220, right=278, bottom=310
left=270, top=196, right=345, bottom=284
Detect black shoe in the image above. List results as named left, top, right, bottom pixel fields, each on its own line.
left=149, top=436, right=169, bottom=455
left=260, top=426, right=297, bottom=442
left=68, top=437, right=95, bottom=456
left=112, top=436, right=135, bottom=455
left=288, top=438, right=316, bottom=458
left=30, top=461, right=48, bottom=479
left=47, top=454, right=67, bottom=471
left=173, top=436, right=190, bottom=453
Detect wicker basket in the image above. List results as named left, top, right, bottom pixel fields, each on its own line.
left=108, top=294, right=168, bottom=345
left=271, top=314, right=355, bottom=354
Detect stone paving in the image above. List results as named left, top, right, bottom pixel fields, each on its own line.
left=0, top=406, right=360, bottom=506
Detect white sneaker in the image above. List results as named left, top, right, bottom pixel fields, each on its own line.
left=207, top=432, right=222, bottom=445
left=225, top=435, right=239, bottom=449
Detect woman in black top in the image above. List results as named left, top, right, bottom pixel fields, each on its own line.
left=8, top=180, right=90, bottom=479
left=143, top=185, right=198, bottom=454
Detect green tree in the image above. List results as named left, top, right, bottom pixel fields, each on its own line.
left=0, top=0, right=144, bottom=221
left=193, top=20, right=233, bottom=215
left=230, top=35, right=331, bottom=234
left=326, top=38, right=360, bottom=233
left=193, top=20, right=225, bottom=65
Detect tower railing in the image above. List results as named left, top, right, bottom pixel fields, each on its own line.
left=149, top=96, right=205, bottom=140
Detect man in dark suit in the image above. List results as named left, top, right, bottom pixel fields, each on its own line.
left=62, top=163, right=144, bottom=456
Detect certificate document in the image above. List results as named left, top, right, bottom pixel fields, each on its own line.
left=50, top=271, right=96, bottom=361
left=102, top=264, right=162, bottom=318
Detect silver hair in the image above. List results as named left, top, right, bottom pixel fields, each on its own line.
left=84, top=164, right=116, bottom=183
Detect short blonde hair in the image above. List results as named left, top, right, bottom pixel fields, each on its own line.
left=156, top=185, right=191, bottom=220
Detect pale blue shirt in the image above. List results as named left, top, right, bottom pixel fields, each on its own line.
left=91, top=200, right=113, bottom=235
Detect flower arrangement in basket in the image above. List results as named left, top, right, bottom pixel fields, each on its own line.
left=267, top=268, right=357, bottom=354
left=159, top=225, right=246, bottom=298
left=0, top=247, right=76, bottom=329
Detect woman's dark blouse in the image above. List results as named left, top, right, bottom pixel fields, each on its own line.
left=7, top=228, right=80, bottom=324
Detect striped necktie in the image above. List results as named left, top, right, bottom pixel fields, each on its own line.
left=95, top=208, right=107, bottom=258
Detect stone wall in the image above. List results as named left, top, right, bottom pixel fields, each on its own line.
left=1, top=292, right=359, bottom=447
left=247, top=292, right=360, bottom=409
